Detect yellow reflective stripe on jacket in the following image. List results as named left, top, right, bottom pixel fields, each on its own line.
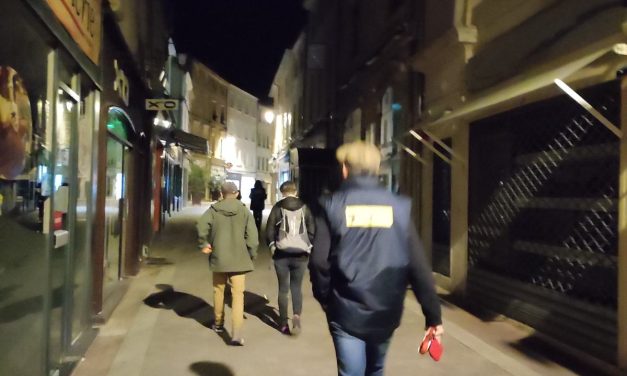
left=345, top=205, right=394, bottom=228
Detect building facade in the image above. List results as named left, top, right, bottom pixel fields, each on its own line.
left=151, top=41, right=206, bottom=232
left=0, top=1, right=103, bottom=374
left=406, top=0, right=627, bottom=372
left=269, top=36, right=305, bottom=200
left=275, top=0, right=627, bottom=372
left=188, top=61, right=228, bottom=201
left=0, top=0, right=169, bottom=375
left=258, top=105, right=276, bottom=203
left=226, top=85, right=259, bottom=204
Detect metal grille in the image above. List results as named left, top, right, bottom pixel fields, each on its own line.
left=468, top=81, right=620, bottom=309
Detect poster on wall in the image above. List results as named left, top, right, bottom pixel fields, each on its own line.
left=0, top=66, right=32, bottom=180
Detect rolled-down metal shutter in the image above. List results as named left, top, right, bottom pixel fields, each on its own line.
left=467, top=80, right=620, bottom=364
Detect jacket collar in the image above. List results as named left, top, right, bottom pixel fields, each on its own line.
left=340, top=175, right=380, bottom=190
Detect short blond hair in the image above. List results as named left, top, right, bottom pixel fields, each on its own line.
left=280, top=181, right=297, bottom=194
left=336, top=141, right=381, bottom=175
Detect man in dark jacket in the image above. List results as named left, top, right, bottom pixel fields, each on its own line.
left=309, top=141, right=443, bottom=376
left=266, top=181, right=315, bottom=335
left=197, top=182, right=259, bottom=346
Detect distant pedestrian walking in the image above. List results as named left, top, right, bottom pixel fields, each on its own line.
left=309, top=141, right=443, bottom=376
left=197, top=182, right=259, bottom=346
left=266, top=181, right=314, bottom=335
left=249, top=180, right=267, bottom=230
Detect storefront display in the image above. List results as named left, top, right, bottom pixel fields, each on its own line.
left=0, top=1, right=100, bottom=375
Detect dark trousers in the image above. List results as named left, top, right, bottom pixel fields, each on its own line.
left=273, top=255, right=308, bottom=324
left=252, top=209, right=262, bottom=230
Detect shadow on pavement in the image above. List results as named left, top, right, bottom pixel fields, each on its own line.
left=143, top=284, right=214, bottom=328
left=223, top=289, right=281, bottom=332
left=437, top=293, right=613, bottom=375
left=189, top=361, right=235, bottom=376
left=143, top=285, right=282, bottom=344
left=509, top=335, right=612, bottom=376
left=243, top=290, right=281, bottom=332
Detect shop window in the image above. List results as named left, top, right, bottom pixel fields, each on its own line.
left=0, top=3, right=55, bottom=374
left=380, top=87, right=393, bottom=145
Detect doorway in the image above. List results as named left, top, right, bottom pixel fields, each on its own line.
left=103, top=108, right=132, bottom=293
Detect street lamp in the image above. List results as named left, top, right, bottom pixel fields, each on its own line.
left=264, top=110, right=275, bottom=124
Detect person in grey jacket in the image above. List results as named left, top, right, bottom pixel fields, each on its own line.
left=197, top=182, right=259, bottom=346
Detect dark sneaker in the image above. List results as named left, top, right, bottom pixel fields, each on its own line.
left=230, top=338, right=245, bottom=346
left=280, top=324, right=290, bottom=335
left=211, top=322, right=224, bottom=333
left=292, top=315, right=301, bottom=336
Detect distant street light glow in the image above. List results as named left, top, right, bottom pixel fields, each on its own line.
left=612, top=43, right=627, bottom=55
left=264, top=110, right=275, bottom=124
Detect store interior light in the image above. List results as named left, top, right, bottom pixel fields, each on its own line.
left=612, top=43, right=627, bottom=55
left=153, top=118, right=160, bottom=126
left=162, top=120, right=171, bottom=128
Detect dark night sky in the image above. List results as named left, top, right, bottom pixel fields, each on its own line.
left=170, top=0, right=307, bottom=101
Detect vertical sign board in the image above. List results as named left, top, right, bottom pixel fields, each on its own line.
left=46, top=0, right=102, bottom=64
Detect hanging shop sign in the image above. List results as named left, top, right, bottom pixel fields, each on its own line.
left=113, top=60, right=129, bottom=106
left=46, top=0, right=102, bottom=64
left=145, top=99, right=179, bottom=111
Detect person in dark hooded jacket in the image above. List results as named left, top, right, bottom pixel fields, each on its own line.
left=265, top=181, right=315, bottom=335
left=249, top=180, right=267, bottom=229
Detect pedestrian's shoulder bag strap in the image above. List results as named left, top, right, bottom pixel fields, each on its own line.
left=300, top=207, right=307, bottom=234
left=279, top=207, right=287, bottom=232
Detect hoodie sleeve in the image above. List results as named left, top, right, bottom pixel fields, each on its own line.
left=244, top=209, right=259, bottom=259
left=407, top=221, right=442, bottom=328
left=309, top=206, right=332, bottom=308
left=265, top=204, right=281, bottom=247
left=304, top=205, right=316, bottom=243
left=196, top=208, right=213, bottom=249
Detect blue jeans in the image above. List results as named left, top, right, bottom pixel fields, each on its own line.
left=329, top=322, right=391, bottom=376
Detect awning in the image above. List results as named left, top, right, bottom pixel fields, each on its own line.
left=157, top=127, right=209, bottom=155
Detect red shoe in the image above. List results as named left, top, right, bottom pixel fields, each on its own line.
left=419, top=327, right=443, bottom=361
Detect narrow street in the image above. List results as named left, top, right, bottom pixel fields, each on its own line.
left=72, top=206, right=585, bottom=376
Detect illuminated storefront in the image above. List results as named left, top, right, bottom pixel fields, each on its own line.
left=0, top=1, right=101, bottom=375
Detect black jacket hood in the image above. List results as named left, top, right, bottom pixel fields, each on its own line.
left=278, top=196, right=305, bottom=210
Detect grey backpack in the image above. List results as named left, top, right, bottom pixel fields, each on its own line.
left=275, top=207, right=312, bottom=254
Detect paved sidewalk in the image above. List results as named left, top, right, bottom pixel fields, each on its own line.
left=71, top=206, right=585, bottom=376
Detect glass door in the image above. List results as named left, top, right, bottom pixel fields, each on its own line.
left=103, top=136, right=127, bottom=291
left=48, top=85, right=78, bottom=373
